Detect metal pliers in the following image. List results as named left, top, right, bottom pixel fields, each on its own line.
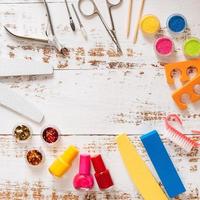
left=4, top=0, right=68, bottom=55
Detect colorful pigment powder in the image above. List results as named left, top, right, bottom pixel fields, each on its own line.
left=167, top=14, right=187, bottom=33
left=155, top=37, right=174, bottom=56
left=140, top=15, right=160, bottom=34
left=183, top=37, right=200, bottom=58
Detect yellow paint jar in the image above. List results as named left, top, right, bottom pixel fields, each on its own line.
left=140, top=15, right=160, bottom=35
left=49, top=145, right=79, bottom=177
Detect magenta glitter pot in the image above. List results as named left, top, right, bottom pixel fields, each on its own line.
left=41, top=126, right=60, bottom=145
left=154, top=36, right=174, bottom=57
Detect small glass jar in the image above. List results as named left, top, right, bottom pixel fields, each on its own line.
left=13, top=124, right=32, bottom=143
left=25, top=148, right=45, bottom=167
left=183, top=37, right=200, bottom=58
left=140, top=14, right=160, bottom=35
left=167, top=14, right=187, bottom=34
left=154, top=36, right=174, bottom=57
left=41, top=125, right=60, bottom=146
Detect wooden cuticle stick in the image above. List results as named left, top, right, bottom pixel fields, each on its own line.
left=133, top=0, right=145, bottom=44
left=127, top=0, right=133, bottom=38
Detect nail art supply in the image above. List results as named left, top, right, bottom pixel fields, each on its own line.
left=73, top=154, right=94, bottom=190
left=183, top=37, right=200, bottom=58
left=172, top=73, right=200, bottom=109
left=154, top=36, right=174, bottom=57
left=126, top=0, right=133, bottom=38
left=49, top=145, right=79, bottom=177
left=116, top=134, right=168, bottom=200
left=91, top=154, right=113, bottom=190
left=164, top=114, right=200, bottom=152
left=41, top=126, right=60, bottom=145
left=0, top=83, right=44, bottom=123
left=78, top=0, right=123, bottom=54
left=65, top=0, right=76, bottom=31
left=140, top=15, right=160, bottom=35
left=26, top=149, right=44, bottom=167
left=167, top=14, right=187, bottom=33
left=13, top=124, right=32, bottom=143
left=0, top=59, right=53, bottom=77
left=71, top=3, right=87, bottom=40
left=140, top=130, right=186, bottom=198
left=133, top=0, right=145, bottom=44
left=165, top=59, right=200, bottom=85
left=4, top=0, right=68, bottom=56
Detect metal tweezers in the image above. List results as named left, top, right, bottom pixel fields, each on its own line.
left=4, top=0, right=68, bottom=55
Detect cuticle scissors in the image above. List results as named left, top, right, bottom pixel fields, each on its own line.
left=78, top=0, right=123, bottom=55
left=4, top=0, right=68, bottom=56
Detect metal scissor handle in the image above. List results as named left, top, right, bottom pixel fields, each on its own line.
left=106, top=0, right=123, bottom=31
left=106, top=0, right=122, bottom=8
left=78, top=0, right=123, bottom=54
left=78, top=0, right=99, bottom=17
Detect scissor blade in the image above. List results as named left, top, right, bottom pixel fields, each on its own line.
left=110, top=30, right=123, bottom=54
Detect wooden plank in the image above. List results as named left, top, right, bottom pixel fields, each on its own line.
left=0, top=0, right=199, bottom=70
left=0, top=135, right=199, bottom=199
left=0, top=0, right=199, bottom=199
left=1, top=70, right=200, bottom=134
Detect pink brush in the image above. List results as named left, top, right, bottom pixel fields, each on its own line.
left=164, top=114, right=200, bottom=152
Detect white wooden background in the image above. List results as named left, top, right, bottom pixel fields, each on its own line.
left=0, top=0, right=199, bottom=199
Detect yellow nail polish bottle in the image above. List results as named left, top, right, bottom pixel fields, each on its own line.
left=49, top=145, right=79, bottom=177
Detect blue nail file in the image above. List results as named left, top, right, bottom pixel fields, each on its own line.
left=140, top=130, right=186, bottom=198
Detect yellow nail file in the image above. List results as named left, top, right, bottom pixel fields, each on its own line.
left=116, top=134, right=168, bottom=200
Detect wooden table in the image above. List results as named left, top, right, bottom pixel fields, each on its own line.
left=0, top=0, right=199, bottom=199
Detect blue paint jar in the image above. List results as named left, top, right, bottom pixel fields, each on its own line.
left=167, top=14, right=187, bottom=33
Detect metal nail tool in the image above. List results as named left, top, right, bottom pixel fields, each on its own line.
left=4, top=0, right=68, bottom=55
left=78, top=0, right=123, bottom=54
left=65, top=0, right=76, bottom=31
left=71, top=3, right=88, bottom=40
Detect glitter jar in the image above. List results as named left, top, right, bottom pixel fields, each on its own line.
left=13, top=124, right=32, bottom=143
left=41, top=126, right=60, bottom=145
left=25, top=148, right=44, bottom=167
left=154, top=36, right=174, bottom=57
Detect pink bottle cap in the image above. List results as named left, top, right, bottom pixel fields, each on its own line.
left=79, top=154, right=91, bottom=175
left=154, top=36, right=174, bottom=57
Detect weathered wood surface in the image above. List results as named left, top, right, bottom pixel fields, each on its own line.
left=0, top=0, right=199, bottom=199
left=0, top=135, right=199, bottom=200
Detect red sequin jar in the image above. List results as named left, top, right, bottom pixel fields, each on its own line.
left=41, top=126, right=60, bottom=145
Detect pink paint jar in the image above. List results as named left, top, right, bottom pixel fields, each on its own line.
left=154, top=36, right=174, bottom=57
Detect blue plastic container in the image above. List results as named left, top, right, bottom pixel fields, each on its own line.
left=167, top=14, right=187, bottom=33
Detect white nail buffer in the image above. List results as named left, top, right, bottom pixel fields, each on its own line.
left=0, top=59, right=53, bottom=77
left=0, top=83, right=44, bottom=123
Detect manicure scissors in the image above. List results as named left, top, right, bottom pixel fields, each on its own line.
left=78, top=0, right=123, bottom=54
left=4, top=0, right=68, bottom=55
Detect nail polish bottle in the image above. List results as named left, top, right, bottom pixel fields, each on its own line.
left=73, top=154, right=94, bottom=190
left=49, top=145, right=79, bottom=177
left=91, top=154, right=114, bottom=190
